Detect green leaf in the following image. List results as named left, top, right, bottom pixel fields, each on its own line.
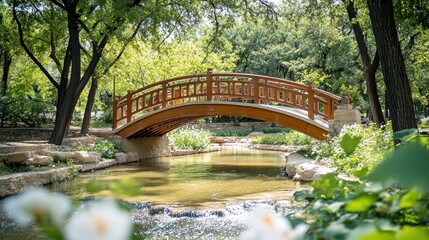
left=340, top=134, right=362, bottom=156
left=84, top=179, right=103, bottom=194
left=393, top=129, right=418, bottom=141
left=344, top=194, right=376, bottom=212
left=399, top=188, right=422, bottom=209
left=368, top=142, right=429, bottom=193
left=293, top=190, right=314, bottom=201
left=396, top=226, right=429, bottom=240
left=357, top=230, right=395, bottom=240
left=323, top=221, right=350, bottom=240
left=353, top=167, right=369, bottom=179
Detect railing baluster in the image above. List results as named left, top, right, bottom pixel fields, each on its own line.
left=207, top=68, right=213, bottom=101
left=162, top=83, right=167, bottom=107
left=126, top=91, right=132, bottom=123
left=307, top=83, right=315, bottom=120
left=113, top=98, right=118, bottom=129
left=254, top=78, right=260, bottom=104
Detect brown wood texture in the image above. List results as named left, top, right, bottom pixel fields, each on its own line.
left=113, top=69, right=341, bottom=139
left=115, top=102, right=330, bottom=140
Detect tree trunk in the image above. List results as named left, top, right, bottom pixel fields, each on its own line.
left=1, top=50, right=12, bottom=96
left=346, top=0, right=384, bottom=126
left=366, top=0, right=417, bottom=133
left=49, top=1, right=81, bottom=145
left=81, top=75, right=98, bottom=134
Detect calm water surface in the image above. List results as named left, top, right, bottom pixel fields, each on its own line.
left=1, top=147, right=307, bottom=240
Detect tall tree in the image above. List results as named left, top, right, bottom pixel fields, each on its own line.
left=12, top=0, right=143, bottom=144
left=366, top=0, right=417, bottom=133
left=345, top=0, right=384, bottom=125
left=0, top=4, right=12, bottom=96
left=10, top=0, right=273, bottom=144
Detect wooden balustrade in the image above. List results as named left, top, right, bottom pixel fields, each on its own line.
left=113, top=69, right=341, bottom=129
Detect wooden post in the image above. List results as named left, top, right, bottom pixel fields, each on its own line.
left=307, top=83, right=315, bottom=120
left=206, top=68, right=213, bottom=101
left=126, top=90, right=132, bottom=123
left=113, top=98, right=119, bottom=129
left=324, top=100, right=330, bottom=120
left=328, top=99, right=334, bottom=120
left=254, top=78, right=260, bottom=104
left=162, top=83, right=167, bottom=107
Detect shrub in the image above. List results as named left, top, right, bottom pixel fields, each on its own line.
left=258, top=127, right=291, bottom=134
left=306, top=122, right=394, bottom=174
left=292, top=139, right=429, bottom=240
left=168, top=126, right=210, bottom=150
left=252, top=131, right=312, bottom=146
left=210, top=129, right=252, bottom=137
left=78, top=139, right=123, bottom=159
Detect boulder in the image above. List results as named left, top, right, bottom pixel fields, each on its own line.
left=0, top=166, right=81, bottom=197
left=73, top=151, right=101, bottom=164
left=285, top=153, right=335, bottom=181
left=115, top=152, right=128, bottom=164
left=292, top=162, right=335, bottom=181
left=127, top=152, right=139, bottom=162
left=3, top=151, right=34, bottom=164
left=26, top=155, right=53, bottom=166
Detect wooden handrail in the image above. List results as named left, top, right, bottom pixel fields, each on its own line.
left=113, top=68, right=341, bottom=129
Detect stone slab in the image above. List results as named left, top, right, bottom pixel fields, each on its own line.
left=0, top=166, right=82, bottom=197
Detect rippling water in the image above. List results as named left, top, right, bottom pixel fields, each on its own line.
left=0, top=147, right=306, bottom=239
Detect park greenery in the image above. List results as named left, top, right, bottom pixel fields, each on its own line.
left=1, top=0, right=429, bottom=239
left=1, top=0, right=428, bottom=141
left=252, top=131, right=313, bottom=146
left=168, top=126, right=211, bottom=151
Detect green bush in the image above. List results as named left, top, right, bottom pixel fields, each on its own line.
left=251, top=131, right=312, bottom=146
left=0, top=97, right=51, bottom=127
left=257, top=127, right=291, bottom=134
left=168, top=126, right=211, bottom=150
left=0, top=156, right=32, bottom=175
left=78, top=139, right=123, bottom=159
left=306, top=122, right=394, bottom=174
left=210, top=129, right=252, bottom=136
left=292, top=138, right=429, bottom=240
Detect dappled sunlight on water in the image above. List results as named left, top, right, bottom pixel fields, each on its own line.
left=51, top=147, right=305, bottom=206
left=1, top=147, right=308, bottom=240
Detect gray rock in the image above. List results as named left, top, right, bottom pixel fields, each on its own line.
left=73, top=151, right=101, bottom=164
left=26, top=155, right=53, bottom=166
left=115, top=152, right=128, bottom=163
left=0, top=166, right=81, bottom=197
left=285, top=153, right=335, bottom=181
left=4, top=151, right=34, bottom=164
left=127, top=152, right=139, bottom=162
left=251, top=144, right=303, bottom=152
left=292, top=162, right=334, bottom=181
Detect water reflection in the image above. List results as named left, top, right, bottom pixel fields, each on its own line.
left=51, top=147, right=302, bottom=206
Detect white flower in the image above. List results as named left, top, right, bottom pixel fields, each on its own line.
left=2, top=187, right=71, bottom=227
left=64, top=199, right=133, bottom=240
left=240, top=207, right=308, bottom=240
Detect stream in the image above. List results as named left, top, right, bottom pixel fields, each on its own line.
left=0, top=147, right=307, bottom=239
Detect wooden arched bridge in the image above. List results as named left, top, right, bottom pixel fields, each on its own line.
left=113, top=69, right=341, bottom=140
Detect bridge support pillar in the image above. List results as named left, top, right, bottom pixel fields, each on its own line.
left=329, top=99, right=362, bottom=136
left=120, top=136, right=171, bottom=160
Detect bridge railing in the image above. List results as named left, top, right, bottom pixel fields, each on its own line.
left=113, top=69, right=341, bottom=129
